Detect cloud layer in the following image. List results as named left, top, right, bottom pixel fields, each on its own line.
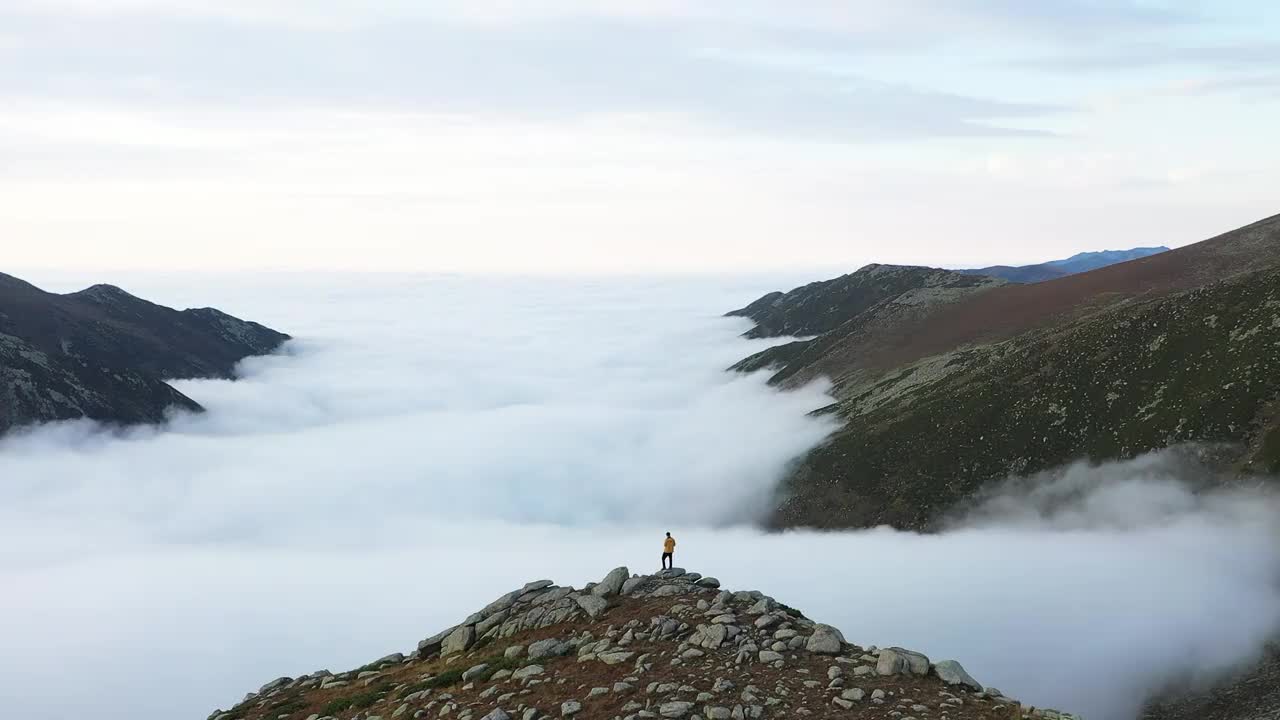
left=1, top=273, right=1278, bottom=720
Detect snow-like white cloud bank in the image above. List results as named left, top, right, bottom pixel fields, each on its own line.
left=0, top=273, right=1277, bottom=720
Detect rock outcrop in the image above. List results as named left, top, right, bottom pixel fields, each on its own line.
left=0, top=271, right=289, bottom=435
left=212, top=567, right=1078, bottom=720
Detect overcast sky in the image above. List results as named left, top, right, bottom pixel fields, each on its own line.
left=4, top=0, right=1279, bottom=272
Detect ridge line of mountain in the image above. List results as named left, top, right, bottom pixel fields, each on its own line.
left=214, top=565, right=1075, bottom=720
left=0, top=271, right=290, bottom=436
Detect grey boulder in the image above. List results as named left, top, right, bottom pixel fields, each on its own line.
left=573, top=594, right=608, bottom=619
left=805, top=624, right=846, bottom=654
left=659, top=701, right=694, bottom=717
left=591, top=566, right=630, bottom=597
left=876, top=647, right=929, bottom=676
left=528, top=638, right=569, bottom=660
left=442, top=625, right=476, bottom=656
left=257, top=677, right=291, bottom=693
left=933, top=659, right=983, bottom=690
left=418, top=626, right=456, bottom=656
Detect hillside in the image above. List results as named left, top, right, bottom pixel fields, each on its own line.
left=211, top=566, right=1074, bottom=720
left=1142, top=645, right=1280, bottom=720
left=733, top=214, right=1278, bottom=395
left=955, top=247, right=1169, bottom=283
left=728, top=212, right=1280, bottom=528
left=724, top=216, right=1280, bottom=719
left=0, top=272, right=289, bottom=435
left=725, top=265, right=1005, bottom=340
left=770, top=262, right=1280, bottom=529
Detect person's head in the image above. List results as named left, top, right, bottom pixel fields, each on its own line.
left=665, top=532, right=670, bottom=537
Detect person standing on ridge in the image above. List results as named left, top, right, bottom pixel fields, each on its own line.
left=661, top=532, right=676, bottom=570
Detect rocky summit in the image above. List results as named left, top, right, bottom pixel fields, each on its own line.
left=212, top=567, right=1076, bottom=720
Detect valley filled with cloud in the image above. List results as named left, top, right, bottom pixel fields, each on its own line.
left=1, top=273, right=1277, bottom=720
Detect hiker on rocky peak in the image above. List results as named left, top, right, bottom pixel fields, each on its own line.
left=661, top=532, right=676, bottom=570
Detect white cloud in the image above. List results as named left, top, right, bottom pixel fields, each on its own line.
left=1, top=274, right=1278, bottom=720
left=1, top=0, right=1277, bottom=272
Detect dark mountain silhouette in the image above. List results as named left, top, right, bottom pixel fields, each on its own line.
left=956, top=246, right=1169, bottom=283
left=0, top=272, right=289, bottom=435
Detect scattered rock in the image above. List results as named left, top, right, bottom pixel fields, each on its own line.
left=512, top=664, right=545, bottom=681
left=877, top=647, right=929, bottom=676
left=598, top=651, right=635, bottom=665
left=528, top=638, right=569, bottom=660
left=659, top=700, right=694, bottom=717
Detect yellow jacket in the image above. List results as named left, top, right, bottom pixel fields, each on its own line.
left=663, top=537, right=676, bottom=552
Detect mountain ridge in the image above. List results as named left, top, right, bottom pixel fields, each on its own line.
left=955, top=246, right=1170, bottom=283
left=0, top=271, right=290, bottom=435
left=725, top=214, right=1280, bottom=718
left=213, top=565, right=1075, bottom=720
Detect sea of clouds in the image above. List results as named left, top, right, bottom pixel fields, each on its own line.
left=1, top=272, right=1278, bottom=720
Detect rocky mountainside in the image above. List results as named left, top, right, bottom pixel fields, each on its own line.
left=955, top=247, right=1169, bottom=284
left=728, top=212, right=1280, bottom=530
left=0, top=272, right=289, bottom=435
left=213, top=566, right=1073, bottom=720
left=1142, top=645, right=1280, bottom=720
left=726, top=266, right=1005, bottom=340
left=725, top=216, right=1280, bottom=720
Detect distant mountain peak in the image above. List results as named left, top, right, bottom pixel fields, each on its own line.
left=0, top=271, right=290, bottom=436
left=956, top=245, right=1170, bottom=283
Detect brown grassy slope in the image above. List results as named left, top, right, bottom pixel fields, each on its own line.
left=769, top=212, right=1280, bottom=391
left=769, top=262, right=1280, bottom=530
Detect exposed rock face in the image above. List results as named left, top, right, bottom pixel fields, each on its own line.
left=215, top=567, right=1075, bottom=720
left=0, top=271, right=289, bottom=435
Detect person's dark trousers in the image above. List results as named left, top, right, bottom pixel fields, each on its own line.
left=662, top=552, right=672, bottom=569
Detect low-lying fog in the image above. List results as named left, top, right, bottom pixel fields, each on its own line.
left=1, top=273, right=1277, bottom=720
